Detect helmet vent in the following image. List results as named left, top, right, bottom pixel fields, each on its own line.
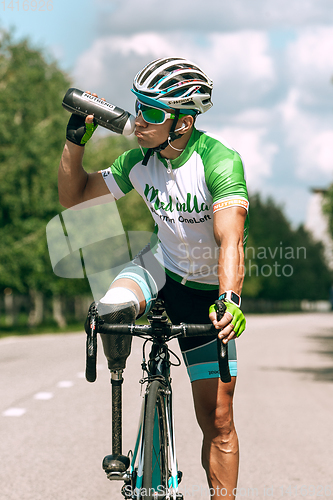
left=133, top=57, right=213, bottom=114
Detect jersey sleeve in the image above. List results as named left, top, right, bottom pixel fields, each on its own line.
left=100, top=149, right=142, bottom=199
left=203, top=136, right=249, bottom=214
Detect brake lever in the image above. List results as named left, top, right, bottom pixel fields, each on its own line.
left=85, top=303, right=98, bottom=383
left=215, top=300, right=231, bottom=383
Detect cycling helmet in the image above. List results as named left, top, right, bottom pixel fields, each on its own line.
left=132, top=57, right=213, bottom=114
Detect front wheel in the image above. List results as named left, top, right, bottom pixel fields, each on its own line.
left=142, top=380, right=169, bottom=500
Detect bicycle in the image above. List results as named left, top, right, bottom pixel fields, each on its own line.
left=85, top=298, right=231, bottom=500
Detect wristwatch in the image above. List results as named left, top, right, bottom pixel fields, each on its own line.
left=218, top=290, right=241, bottom=307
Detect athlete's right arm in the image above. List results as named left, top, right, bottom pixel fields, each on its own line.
left=58, top=115, right=112, bottom=208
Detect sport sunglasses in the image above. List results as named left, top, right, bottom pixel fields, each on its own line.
left=135, top=100, right=185, bottom=124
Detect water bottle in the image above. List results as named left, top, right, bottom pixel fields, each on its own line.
left=62, top=88, right=135, bottom=136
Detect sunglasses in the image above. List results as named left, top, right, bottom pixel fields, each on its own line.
left=135, top=100, right=183, bottom=124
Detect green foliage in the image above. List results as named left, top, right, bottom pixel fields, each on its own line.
left=322, top=184, right=333, bottom=239
left=0, top=30, right=152, bottom=298
left=0, top=31, right=87, bottom=295
left=242, top=195, right=332, bottom=300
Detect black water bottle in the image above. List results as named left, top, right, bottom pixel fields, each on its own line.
left=62, top=88, right=135, bottom=136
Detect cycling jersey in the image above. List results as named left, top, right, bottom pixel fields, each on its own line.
left=101, top=127, right=249, bottom=289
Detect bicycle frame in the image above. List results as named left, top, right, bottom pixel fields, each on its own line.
left=128, top=339, right=181, bottom=499
left=128, top=397, right=180, bottom=498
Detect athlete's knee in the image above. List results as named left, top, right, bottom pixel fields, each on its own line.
left=201, top=407, right=238, bottom=463
left=97, top=286, right=140, bottom=324
left=211, top=405, right=235, bottom=440
left=199, top=396, right=236, bottom=442
left=89, top=287, right=141, bottom=371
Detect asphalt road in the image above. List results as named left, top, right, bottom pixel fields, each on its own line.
left=1, top=312, right=333, bottom=500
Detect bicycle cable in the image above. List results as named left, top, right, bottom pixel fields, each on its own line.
left=167, top=347, right=182, bottom=367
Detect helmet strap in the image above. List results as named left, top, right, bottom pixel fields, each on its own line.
left=142, top=110, right=182, bottom=166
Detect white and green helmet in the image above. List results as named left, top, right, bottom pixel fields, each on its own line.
left=132, top=57, right=213, bottom=114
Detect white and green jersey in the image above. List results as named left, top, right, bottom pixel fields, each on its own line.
left=101, top=128, right=249, bottom=289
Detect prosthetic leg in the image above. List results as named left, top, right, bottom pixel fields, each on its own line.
left=96, top=293, right=139, bottom=478
left=99, top=302, right=134, bottom=476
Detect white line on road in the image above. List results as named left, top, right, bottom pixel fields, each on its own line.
left=34, top=392, right=54, bottom=400
left=2, top=408, right=27, bottom=417
left=2, top=367, right=85, bottom=418
left=57, top=381, right=74, bottom=388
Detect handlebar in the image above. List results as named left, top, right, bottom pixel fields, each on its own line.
left=97, top=322, right=217, bottom=336
left=85, top=300, right=232, bottom=384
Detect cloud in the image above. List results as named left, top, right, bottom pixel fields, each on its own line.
left=195, top=31, right=275, bottom=109
left=296, top=126, right=333, bottom=181
left=201, top=106, right=277, bottom=193
left=73, top=30, right=275, bottom=114
left=216, top=127, right=278, bottom=192
left=71, top=14, right=333, bottom=226
left=280, top=89, right=333, bottom=183
left=286, top=26, right=333, bottom=107
left=96, top=0, right=333, bottom=33
left=275, top=27, right=333, bottom=187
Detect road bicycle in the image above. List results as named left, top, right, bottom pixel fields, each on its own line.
left=85, top=299, right=231, bottom=500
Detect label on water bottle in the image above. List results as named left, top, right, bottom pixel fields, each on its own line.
left=63, top=88, right=135, bottom=135
left=82, top=92, right=116, bottom=111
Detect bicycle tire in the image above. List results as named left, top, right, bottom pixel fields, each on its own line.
left=142, top=380, right=169, bottom=500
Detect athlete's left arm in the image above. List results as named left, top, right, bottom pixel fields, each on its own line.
left=210, top=206, right=247, bottom=341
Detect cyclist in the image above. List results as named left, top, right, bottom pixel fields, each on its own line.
left=58, top=57, right=249, bottom=499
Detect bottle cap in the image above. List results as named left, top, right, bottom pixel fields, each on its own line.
left=122, top=114, right=135, bottom=136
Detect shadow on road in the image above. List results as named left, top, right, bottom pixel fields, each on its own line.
left=262, top=329, right=333, bottom=383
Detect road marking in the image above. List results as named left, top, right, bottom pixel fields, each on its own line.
left=34, top=392, right=54, bottom=400
left=57, top=381, right=74, bottom=388
left=2, top=408, right=27, bottom=417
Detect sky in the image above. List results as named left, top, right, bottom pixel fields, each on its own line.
left=1, top=0, right=333, bottom=227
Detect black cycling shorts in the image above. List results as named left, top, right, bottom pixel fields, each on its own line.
left=110, top=247, right=237, bottom=381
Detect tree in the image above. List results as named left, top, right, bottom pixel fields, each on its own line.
left=323, top=184, right=333, bottom=240
left=242, top=195, right=332, bottom=301
left=0, top=30, right=153, bottom=325
left=0, top=30, right=89, bottom=324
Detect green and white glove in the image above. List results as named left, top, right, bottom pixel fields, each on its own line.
left=209, top=300, right=246, bottom=338
left=66, top=114, right=98, bottom=146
